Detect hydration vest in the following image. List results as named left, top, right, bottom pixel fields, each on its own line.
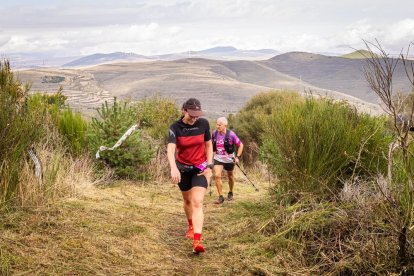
left=212, top=129, right=235, bottom=154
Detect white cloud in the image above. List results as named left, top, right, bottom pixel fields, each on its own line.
left=0, top=1, right=413, bottom=56
left=386, top=19, right=414, bottom=45
left=0, top=33, right=11, bottom=47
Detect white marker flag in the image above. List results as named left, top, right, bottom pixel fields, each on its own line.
left=96, top=124, right=139, bottom=159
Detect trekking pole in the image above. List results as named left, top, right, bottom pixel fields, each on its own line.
left=209, top=169, right=214, bottom=196
left=236, top=163, right=259, bottom=192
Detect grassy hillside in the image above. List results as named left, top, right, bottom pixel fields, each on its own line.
left=341, top=49, right=379, bottom=59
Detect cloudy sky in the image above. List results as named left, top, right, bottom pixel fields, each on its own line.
left=0, top=0, right=413, bottom=57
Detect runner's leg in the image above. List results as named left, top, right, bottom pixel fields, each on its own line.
left=181, top=190, right=192, bottom=223
left=214, top=165, right=224, bottom=196
left=227, top=170, right=234, bottom=193
left=189, top=186, right=206, bottom=234
left=179, top=172, right=193, bottom=234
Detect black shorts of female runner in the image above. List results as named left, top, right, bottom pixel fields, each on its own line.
left=178, top=167, right=208, bottom=191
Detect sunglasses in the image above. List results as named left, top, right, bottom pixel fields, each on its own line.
left=185, top=109, right=200, bottom=119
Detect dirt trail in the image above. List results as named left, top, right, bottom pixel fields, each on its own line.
left=1, top=177, right=269, bottom=275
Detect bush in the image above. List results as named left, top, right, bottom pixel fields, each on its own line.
left=229, top=90, right=303, bottom=164
left=56, top=108, right=88, bottom=155
left=257, top=195, right=399, bottom=274
left=1, top=60, right=91, bottom=208
left=88, top=98, right=155, bottom=179
left=133, top=96, right=180, bottom=142
left=0, top=60, right=43, bottom=206
left=26, top=92, right=89, bottom=156
left=260, top=94, right=392, bottom=196
left=28, top=91, right=88, bottom=155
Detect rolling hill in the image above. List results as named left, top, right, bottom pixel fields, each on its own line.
left=261, top=52, right=412, bottom=103
left=17, top=51, right=413, bottom=117
left=341, top=49, right=377, bottom=59
left=62, top=46, right=280, bottom=67
left=63, top=52, right=151, bottom=67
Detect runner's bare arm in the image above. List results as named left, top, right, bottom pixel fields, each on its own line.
left=205, top=140, right=213, bottom=165
left=167, top=143, right=180, bottom=183
left=235, top=142, right=244, bottom=163
left=198, top=140, right=213, bottom=179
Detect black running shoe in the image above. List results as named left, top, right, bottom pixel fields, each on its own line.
left=227, top=192, right=234, bottom=201
left=215, top=195, right=225, bottom=204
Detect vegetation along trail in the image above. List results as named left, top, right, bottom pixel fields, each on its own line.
left=1, top=176, right=274, bottom=275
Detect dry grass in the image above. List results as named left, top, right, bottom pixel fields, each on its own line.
left=2, top=163, right=408, bottom=275
left=1, top=169, right=272, bottom=275
left=18, top=145, right=96, bottom=207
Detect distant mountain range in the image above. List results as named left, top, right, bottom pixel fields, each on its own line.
left=63, top=52, right=149, bottom=67
left=62, top=46, right=280, bottom=67
left=7, top=46, right=280, bottom=69
left=7, top=47, right=400, bottom=70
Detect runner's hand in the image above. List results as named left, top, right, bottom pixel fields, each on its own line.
left=234, top=157, right=239, bottom=164
left=198, top=168, right=212, bottom=179
left=171, top=166, right=181, bottom=184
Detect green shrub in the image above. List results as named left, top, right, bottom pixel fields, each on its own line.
left=41, top=75, right=65, bottom=83
left=28, top=92, right=88, bottom=155
left=230, top=90, right=303, bottom=164
left=260, top=95, right=391, bottom=196
left=0, top=60, right=43, bottom=205
left=1, top=60, right=94, bottom=208
left=88, top=98, right=155, bottom=179
left=133, top=96, right=180, bottom=142
left=57, top=108, right=88, bottom=155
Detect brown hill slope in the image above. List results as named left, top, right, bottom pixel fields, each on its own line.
left=261, top=52, right=413, bottom=103
left=17, top=55, right=388, bottom=116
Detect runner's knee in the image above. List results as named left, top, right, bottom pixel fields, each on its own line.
left=191, top=200, right=203, bottom=209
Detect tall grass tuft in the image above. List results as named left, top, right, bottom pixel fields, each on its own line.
left=57, top=108, right=88, bottom=155
left=261, top=95, right=391, bottom=196
left=27, top=92, right=88, bottom=155
left=1, top=60, right=95, bottom=208
left=232, top=90, right=391, bottom=197
left=0, top=60, right=43, bottom=206
left=229, top=90, right=303, bottom=164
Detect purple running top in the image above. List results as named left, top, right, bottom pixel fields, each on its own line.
left=213, top=130, right=241, bottom=163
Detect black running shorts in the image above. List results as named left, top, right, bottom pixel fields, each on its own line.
left=178, top=168, right=208, bottom=192
left=213, top=159, right=235, bottom=171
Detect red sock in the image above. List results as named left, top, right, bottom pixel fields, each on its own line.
left=194, top=233, right=201, bottom=241
left=188, top=219, right=193, bottom=227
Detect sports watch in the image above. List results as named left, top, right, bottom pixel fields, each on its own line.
left=206, top=163, right=214, bottom=169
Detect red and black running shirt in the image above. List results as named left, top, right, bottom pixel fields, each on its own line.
left=168, top=118, right=211, bottom=166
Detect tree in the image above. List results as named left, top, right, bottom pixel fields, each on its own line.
left=363, top=40, right=414, bottom=269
